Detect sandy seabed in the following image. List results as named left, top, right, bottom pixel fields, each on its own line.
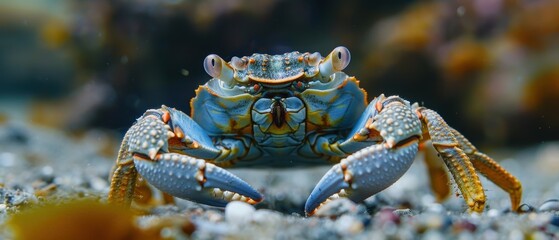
left=0, top=121, right=558, bottom=239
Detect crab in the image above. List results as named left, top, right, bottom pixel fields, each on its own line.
left=108, top=46, right=522, bottom=215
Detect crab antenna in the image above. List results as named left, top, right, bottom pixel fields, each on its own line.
left=318, top=46, right=351, bottom=80
left=204, top=54, right=235, bottom=87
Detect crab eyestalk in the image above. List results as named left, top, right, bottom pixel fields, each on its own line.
left=204, top=54, right=235, bottom=88
left=231, top=56, right=249, bottom=83
left=318, top=46, right=351, bottom=81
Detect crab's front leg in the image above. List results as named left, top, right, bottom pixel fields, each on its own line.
left=305, top=95, right=423, bottom=215
left=108, top=106, right=263, bottom=207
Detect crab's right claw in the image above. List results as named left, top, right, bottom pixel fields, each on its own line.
left=134, top=153, right=263, bottom=207
left=304, top=142, right=419, bottom=215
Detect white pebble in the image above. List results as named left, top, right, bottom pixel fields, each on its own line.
left=539, top=199, right=559, bottom=212
left=334, top=215, right=364, bottom=236
left=225, top=201, right=256, bottom=224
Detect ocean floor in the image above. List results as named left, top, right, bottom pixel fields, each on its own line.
left=0, top=116, right=558, bottom=239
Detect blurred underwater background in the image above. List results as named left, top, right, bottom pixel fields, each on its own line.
left=1, top=0, right=558, bottom=147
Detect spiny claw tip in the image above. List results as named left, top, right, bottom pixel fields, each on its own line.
left=167, top=131, right=175, bottom=138
left=148, top=148, right=158, bottom=159
left=386, top=138, right=396, bottom=148
left=162, top=111, right=171, bottom=123
left=246, top=197, right=262, bottom=205
left=174, top=126, right=185, bottom=139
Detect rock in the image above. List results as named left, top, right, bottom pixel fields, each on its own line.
left=334, top=215, right=364, bottom=236
left=452, top=219, right=477, bottom=233
left=487, top=209, right=500, bottom=218
left=1, top=189, right=37, bottom=207
left=314, top=198, right=358, bottom=218
left=538, top=199, right=559, bottom=212
left=424, top=203, right=445, bottom=213
left=517, top=203, right=536, bottom=213
left=416, top=212, right=447, bottom=231
left=375, top=207, right=400, bottom=225
left=225, top=201, right=255, bottom=224
left=39, top=165, right=55, bottom=184
left=393, top=208, right=414, bottom=217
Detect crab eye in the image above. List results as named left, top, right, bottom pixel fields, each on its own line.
left=204, top=54, right=223, bottom=78
left=331, top=46, right=350, bottom=71
left=318, top=46, right=351, bottom=80
left=204, top=54, right=235, bottom=87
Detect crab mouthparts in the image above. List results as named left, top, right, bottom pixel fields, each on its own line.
left=272, top=100, right=286, bottom=127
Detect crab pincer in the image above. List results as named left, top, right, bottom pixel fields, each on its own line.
left=110, top=106, right=263, bottom=207
left=305, top=96, right=423, bottom=215
left=134, top=153, right=262, bottom=207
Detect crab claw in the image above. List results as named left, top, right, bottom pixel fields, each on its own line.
left=134, top=153, right=263, bottom=207
left=305, top=141, right=419, bottom=215
left=127, top=115, right=172, bottom=160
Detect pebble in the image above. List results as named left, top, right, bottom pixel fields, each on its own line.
left=88, top=176, right=108, bottom=191
left=205, top=210, right=224, bottom=223
left=39, top=165, right=55, bottom=184
left=424, top=203, right=445, bottom=213
left=517, top=203, right=536, bottom=213
left=334, top=215, right=364, bottom=236
left=452, top=219, right=477, bottom=233
left=393, top=208, right=414, bottom=217
left=314, top=198, right=358, bottom=218
left=509, top=229, right=524, bottom=240
left=416, top=212, right=447, bottom=230
left=225, top=201, right=255, bottom=224
left=252, top=209, right=283, bottom=224
left=487, top=209, right=500, bottom=218
left=376, top=207, right=400, bottom=225
left=1, top=189, right=37, bottom=206
left=538, top=199, right=559, bottom=212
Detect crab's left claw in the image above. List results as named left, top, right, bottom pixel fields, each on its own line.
left=304, top=141, right=419, bottom=215
left=305, top=95, right=423, bottom=215
left=134, top=153, right=263, bottom=207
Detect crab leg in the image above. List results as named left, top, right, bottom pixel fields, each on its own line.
left=108, top=128, right=139, bottom=206
left=305, top=96, right=423, bottom=215
left=421, top=141, right=452, bottom=202
left=449, top=128, right=522, bottom=211
left=109, top=106, right=263, bottom=207
left=415, top=107, right=486, bottom=212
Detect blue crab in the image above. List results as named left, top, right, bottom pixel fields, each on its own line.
left=108, top=47, right=522, bottom=215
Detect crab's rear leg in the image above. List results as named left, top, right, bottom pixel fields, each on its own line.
left=108, top=106, right=263, bottom=207
left=415, top=107, right=487, bottom=212
left=422, top=141, right=452, bottom=202
left=449, top=128, right=522, bottom=211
